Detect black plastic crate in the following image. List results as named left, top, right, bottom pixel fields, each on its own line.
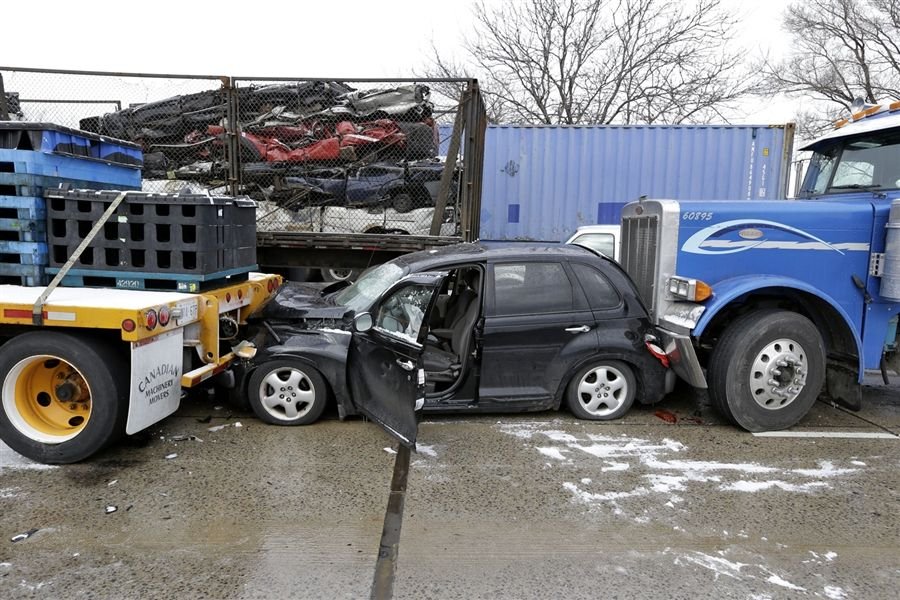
left=44, top=189, right=257, bottom=276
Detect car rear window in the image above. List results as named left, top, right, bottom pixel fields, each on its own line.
left=493, top=262, right=574, bottom=315
left=571, top=263, right=621, bottom=309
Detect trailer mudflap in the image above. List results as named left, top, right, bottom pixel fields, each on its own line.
left=126, top=329, right=184, bottom=434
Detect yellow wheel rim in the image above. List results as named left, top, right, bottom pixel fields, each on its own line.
left=3, top=355, right=92, bottom=443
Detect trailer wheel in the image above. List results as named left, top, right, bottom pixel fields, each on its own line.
left=247, top=360, right=328, bottom=425
left=321, top=267, right=359, bottom=283
left=708, top=310, right=826, bottom=432
left=0, top=332, right=129, bottom=464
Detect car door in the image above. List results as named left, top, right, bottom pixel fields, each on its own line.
left=478, top=260, right=598, bottom=407
left=347, top=271, right=447, bottom=447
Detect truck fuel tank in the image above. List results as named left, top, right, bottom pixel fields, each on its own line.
left=881, top=198, right=900, bottom=302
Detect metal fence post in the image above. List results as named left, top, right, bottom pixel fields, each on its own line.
left=222, top=76, right=241, bottom=196
left=0, top=73, right=9, bottom=120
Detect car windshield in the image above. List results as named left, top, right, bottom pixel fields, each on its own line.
left=332, top=261, right=409, bottom=312
left=800, top=128, right=900, bottom=197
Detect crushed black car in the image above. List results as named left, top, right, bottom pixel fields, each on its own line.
left=239, top=243, right=673, bottom=446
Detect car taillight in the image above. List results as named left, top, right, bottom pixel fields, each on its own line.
left=644, top=334, right=670, bottom=368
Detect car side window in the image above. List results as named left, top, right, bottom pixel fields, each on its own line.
left=492, top=262, right=575, bottom=315
left=374, top=284, right=434, bottom=344
left=571, top=263, right=621, bottom=310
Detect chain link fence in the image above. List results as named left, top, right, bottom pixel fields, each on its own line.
left=0, top=67, right=484, bottom=241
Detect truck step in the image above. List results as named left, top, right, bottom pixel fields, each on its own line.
left=45, top=265, right=256, bottom=292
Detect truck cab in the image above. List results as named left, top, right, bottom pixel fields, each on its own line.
left=620, top=101, right=900, bottom=431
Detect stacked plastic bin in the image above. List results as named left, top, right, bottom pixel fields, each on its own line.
left=0, top=122, right=142, bottom=286
left=44, top=189, right=258, bottom=292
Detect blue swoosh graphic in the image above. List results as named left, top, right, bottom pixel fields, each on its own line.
left=682, top=219, right=844, bottom=255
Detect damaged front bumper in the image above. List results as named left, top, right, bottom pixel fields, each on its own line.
left=655, top=302, right=708, bottom=389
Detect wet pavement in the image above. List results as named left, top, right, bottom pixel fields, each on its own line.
left=1, top=380, right=898, bottom=599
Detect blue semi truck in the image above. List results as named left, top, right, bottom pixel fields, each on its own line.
left=621, top=101, right=900, bottom=431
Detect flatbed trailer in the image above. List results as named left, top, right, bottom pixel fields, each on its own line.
left=0, top=273, right=282, bottom=463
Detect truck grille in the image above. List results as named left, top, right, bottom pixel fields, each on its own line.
left=621, top=214, right=659, bottom=309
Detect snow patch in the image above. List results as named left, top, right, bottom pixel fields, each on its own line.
left=790, top=461, right=857, bottom=477
left=675, top=551, right=747, bottom=580
left=537, top=447, right=568, bottom=461
left=416, top=444, right=438, bottom=458
left=765, top=574, right=805, bottom=591
left=850, top=460, right=867, bottom=466
left=823, top=585, right=846, bottom=599
left=1, top=487, right=20, bottom=498
left=720, top=480, right=830, bottom=493
left=1, top=443, right=58, bottom=470
left=601, top=461, right=629, bottom=472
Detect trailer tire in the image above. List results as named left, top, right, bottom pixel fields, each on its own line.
left=708, top=310, right=826, bottom=432
left=0, top=332, right=129, bottom=464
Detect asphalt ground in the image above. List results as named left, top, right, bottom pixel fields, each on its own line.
left=1, top=379, right=898, bottom=600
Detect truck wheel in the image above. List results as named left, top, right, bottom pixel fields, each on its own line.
left=566, top=360, right=636, bottom=420
left=708, top=310, right=826, bottom=432
left=247, top=360, right=328, bottom=425
left=0, top=332, right=128, bottom=464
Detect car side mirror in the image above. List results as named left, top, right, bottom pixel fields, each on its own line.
left=353, top=312, right=373, bottom=333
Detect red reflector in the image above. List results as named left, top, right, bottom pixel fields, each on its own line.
left=237, top=290, right=243, bottom=300
left=158, top=306, right=171, bottom=327
left=145, top=309, right=158, bottom=330
left=122, top=319, right=136, bottom=332
left=226, top=292, right=232, bottom=303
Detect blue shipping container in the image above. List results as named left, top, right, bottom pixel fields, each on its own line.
left=440, top=124, right=794, bottom=241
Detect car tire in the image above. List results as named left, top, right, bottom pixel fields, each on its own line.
left=247, top=360, right=328, bottom=426
left=707, top=310, right=825, bottom=432
left=0, top=332, right=129, bottom=464
left=392, top=192, right=414, bottom=213
left=566, top=360, right=636, bottom=420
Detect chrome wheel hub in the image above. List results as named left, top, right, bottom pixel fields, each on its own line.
left=750, top=338, right=808, bottom=410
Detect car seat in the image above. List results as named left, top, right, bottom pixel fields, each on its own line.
left=422, top=269, right=481, bottom=381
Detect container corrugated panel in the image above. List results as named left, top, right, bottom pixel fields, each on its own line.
left=440, top=124, right=791, bottom=241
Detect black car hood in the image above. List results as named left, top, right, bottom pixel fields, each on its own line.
left=261, top=281, right=354, bottom=328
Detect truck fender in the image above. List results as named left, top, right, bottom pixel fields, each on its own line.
left=694, top=275, right=864, bottom=376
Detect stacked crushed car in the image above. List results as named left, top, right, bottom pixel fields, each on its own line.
left=79, top=83, right=457, bottom=236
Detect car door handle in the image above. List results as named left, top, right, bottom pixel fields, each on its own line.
left=396, top=359, right=415, bottom=371
left=565, top=325, right=591, bottom=333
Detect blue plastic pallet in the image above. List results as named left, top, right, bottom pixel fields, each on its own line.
left=0, top=195, right=47, bottom=243
left=0, top=262, right=46, bottom=286
left=46, top=265, right=257, bottom=293
left=0, top=240, right=48, bottom=263
left=0, top=148, right=141, bottom=189
left=0, top=122, right=143, bottom=167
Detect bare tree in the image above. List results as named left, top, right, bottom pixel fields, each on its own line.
left=761, top=0, right=900, bottom=136
left=419, top=0, right=749, bottom=125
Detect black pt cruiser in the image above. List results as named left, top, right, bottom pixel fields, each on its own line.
left=239, top=243, right=673, bottom=447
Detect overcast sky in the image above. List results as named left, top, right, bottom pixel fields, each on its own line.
left=3, top=0, right=803, bottom=123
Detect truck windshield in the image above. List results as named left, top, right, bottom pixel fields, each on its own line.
left=800, top=128, right=900, bottom=197
left=332, top=261, right=409, bottom=312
